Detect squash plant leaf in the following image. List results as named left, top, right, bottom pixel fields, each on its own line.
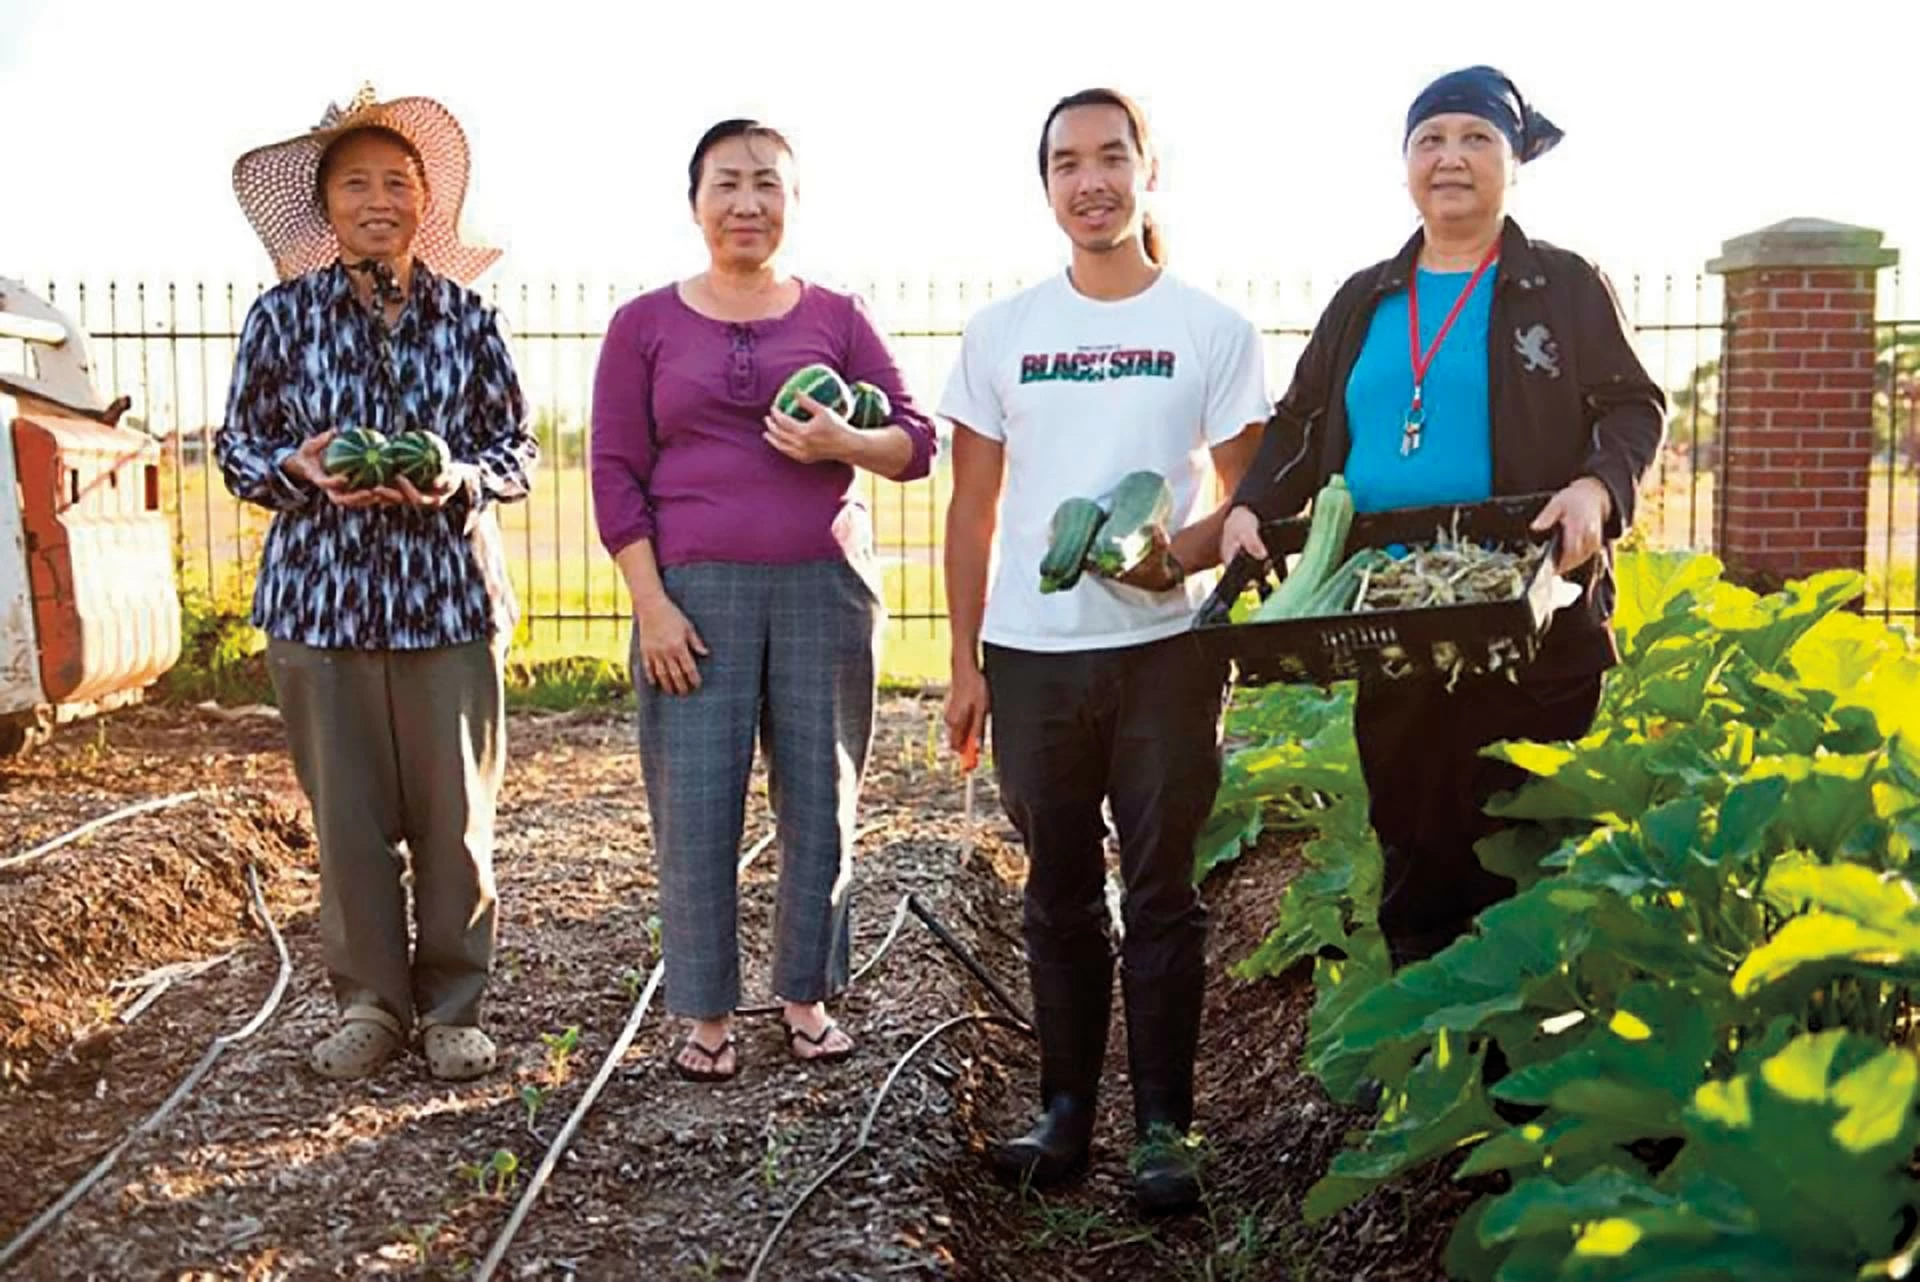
left=1335, top=887, right=1588, bottom=1053
left=1708, top=569, right=1863, bottom=674
left=1483, top=737, right=1659, bottom=827
left=1303, top=1030, right=1501, bottom=1221
left=1611, top=549, right=1724, bottom=655
left=1304, top=940, right=1395, bottom=1103
left=1744, top=752, right=1882, bottom=860
left=1764, top=860, right=1920, bottom=925
left=1686, top=1029, right=1919, bottom=1255
left=1706, top=776, right=1788, bottom=869
left=1491, top=982, right=1712, bottom=1127
left=1733, top=912, right=1920, bottom=995
left=1192, top=802, right=1263, bottom=882
left=1474, top=823, right=1579, bottom=892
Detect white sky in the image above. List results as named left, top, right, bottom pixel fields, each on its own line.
left=2, top=0, right=1916, bottom=316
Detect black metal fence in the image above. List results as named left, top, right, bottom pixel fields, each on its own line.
left=20, top=265, right=1916, bottom=653
left=1874, top=265, right=1919, bottom=624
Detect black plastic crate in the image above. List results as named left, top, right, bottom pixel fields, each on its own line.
left=1191, top=492, right=1566, bottom=687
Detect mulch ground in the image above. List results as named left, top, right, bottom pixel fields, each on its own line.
left=0, top=697, right=1468, bottom=1280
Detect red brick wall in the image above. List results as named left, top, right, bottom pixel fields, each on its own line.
left=1719, top=267, right=1877, bottom=581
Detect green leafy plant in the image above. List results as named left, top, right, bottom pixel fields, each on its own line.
left=504, top=655, right=632, bottom=711
left=156, top=584, right=273, bottom=707
left=1204, top=549, right=1920, bottom=1279
left=760, top=1124, right=794, bottom=1190
left=540, top=1026, right=581, bottom=1080
left=389, top=1219, right=444, bottom=1269
left=455, top=1147, right=520, bottom=1200
left=519, top=1083, right=551, bottom=1133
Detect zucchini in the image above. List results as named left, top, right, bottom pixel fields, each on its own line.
left=1085, top=471, right=1173, bottom=577
left=1252, top=474, right=1354, bottom=621
left=1298, top=547, right=1390, bottom=618
left=1039, top=496, right=1106, bottom=593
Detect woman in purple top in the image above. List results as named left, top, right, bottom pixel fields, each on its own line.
left=591, top=119, right=938, bottom=1082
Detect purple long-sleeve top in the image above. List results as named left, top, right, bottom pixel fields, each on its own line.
left=590, top=280, right=938, bottom=566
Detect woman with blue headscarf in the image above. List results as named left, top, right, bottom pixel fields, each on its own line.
left=1221, top=66, right=1666, bottom=968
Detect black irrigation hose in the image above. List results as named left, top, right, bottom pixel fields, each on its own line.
left=741, top=895, right=1039, bottom=1280
left=744, top=1012, right=1030, bottom=1282
left=908, top=893, right=1033, bottom=1030
left=0, top=863, right=292, bottom=1272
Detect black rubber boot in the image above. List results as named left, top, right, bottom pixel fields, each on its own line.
left=1123, top=964, right=1205, bottom=1216
left=991, top=1093, right=1097, bottom=1187
left=992, top=957, right=1111, bottom=1189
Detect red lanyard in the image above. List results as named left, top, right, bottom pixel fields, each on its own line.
left=1406, top=239, right=1500, bottom=423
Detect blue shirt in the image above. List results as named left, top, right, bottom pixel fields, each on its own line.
left=1342, top=266, right=1495, bottom=514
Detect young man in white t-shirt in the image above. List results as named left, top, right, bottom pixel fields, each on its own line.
left=939, top=88, right=1271, bottom=1216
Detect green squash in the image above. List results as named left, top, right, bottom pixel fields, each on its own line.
left=1038, top=496, right=1106, bottom=593
left=383, top=429, right=453, bottom=489
left=849, top=381, right=892, bottom=429
left=772, top=363, right=854, bottom=423
left=1085, top=471, right=1174, bottom=578
left=322, top=426, right=392, bottom=489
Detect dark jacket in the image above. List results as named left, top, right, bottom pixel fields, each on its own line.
left=1231, top=216, right=1666, bottom=679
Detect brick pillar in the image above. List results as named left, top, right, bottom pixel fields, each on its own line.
left=1706, top=219, right=1896, bottom=588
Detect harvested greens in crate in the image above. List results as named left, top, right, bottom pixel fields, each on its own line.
left=1192, top=478, right=1567, bottom=687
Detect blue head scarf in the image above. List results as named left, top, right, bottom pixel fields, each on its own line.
left=1404, top=66, right=1564, bottom=164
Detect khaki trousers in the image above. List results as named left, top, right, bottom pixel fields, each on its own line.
left=267, top=636, right=505, bottom=1032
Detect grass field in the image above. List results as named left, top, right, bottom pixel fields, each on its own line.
left=163, top=451, right=1918, bottom=684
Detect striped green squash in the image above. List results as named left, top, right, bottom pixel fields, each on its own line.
left=322, top=426, right=392, bottom=489
left=384, top=429, right=453, bottom=489
left=849, top=381, right=891, bottom=429
left=772, top=363, right=853, bottom=423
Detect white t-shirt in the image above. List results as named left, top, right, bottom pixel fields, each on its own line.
left=938, top=269, right=1272, bottom=653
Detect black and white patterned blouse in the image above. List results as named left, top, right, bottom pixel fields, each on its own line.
left=217, top=260, right=537, bottom=650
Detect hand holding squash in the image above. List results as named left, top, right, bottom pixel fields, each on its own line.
left=763, top=392, right=859, bottom=465
left=280, top=429, right=398, bottom=508
left=1109, top=525, right=1183, bottom=592
left=280, top=430, right=341, bottom=489
left=391, top=465, right=468, bottom=510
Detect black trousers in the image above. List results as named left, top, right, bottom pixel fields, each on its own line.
left=1354, top=668, right=1605, bottom=967
left=984, top=632, right=1225, bottom=1130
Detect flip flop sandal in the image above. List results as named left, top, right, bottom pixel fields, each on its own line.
left=671, top=1032, right=738, bottom=1083
left=422, top=1024, right=498, bottom=1081
left=784, top=1019, right=855, bottom=1064
left=310, top=1017, right=401, bottom=1081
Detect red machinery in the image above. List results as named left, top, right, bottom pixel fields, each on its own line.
left=0, top=277, right=180, bottom=755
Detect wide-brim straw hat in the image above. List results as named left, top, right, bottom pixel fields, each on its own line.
left=231, top=83, right=501, bottom=285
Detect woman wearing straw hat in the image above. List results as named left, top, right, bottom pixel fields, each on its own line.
left=216, top=85, right=538, bottom=1082
left=590, top=119, right=938, bottom=1082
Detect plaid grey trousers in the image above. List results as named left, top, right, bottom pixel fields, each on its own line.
left=634, top=559, right=882, bottom=1018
